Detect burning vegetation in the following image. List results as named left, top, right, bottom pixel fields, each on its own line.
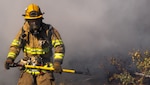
left=107, top=49, right=150, bottom=85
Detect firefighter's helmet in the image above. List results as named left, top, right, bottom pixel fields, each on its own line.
left=23, top=3, right=43, bottom=19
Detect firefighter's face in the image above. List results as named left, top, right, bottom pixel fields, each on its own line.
left=27, top=19, right=42, bottom=31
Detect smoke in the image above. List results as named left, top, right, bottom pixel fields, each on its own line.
left=1, top=0, right=150, bottom=84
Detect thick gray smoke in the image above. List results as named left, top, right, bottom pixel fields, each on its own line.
left=1, top=0, right=150, bottom=85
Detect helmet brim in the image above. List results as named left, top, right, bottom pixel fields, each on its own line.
left=24, top=15, right=43, bottom=19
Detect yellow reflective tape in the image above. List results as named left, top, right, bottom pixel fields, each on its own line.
left=11, top=39, right=20, bottom=46
left=54, top=53, right=64, bottom=56
left=54, top=53, right=64, bottom=59
left=52, top=39, right=63, bottom=47
left=26, top=69, right=41, bottom=75
left=24, top=46, right=49, bottom=54
left=7, top=52, right=16, bottom=59
left=44, top=63, right=53, bottom=67
left=49, top=63, right=53, bottom=67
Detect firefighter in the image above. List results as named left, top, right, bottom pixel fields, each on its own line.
left=4, top=3, right=65, bottom=85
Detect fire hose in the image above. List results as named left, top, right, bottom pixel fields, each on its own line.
left=9, top=63, right=91, bottom=76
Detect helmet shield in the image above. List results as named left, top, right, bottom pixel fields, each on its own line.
left=29, top=11, right=39, bottom=17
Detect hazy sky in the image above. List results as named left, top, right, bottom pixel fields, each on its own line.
left=1, top=0, right=150, bottom=84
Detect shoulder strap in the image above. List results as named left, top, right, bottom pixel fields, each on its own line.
left=46, top=24, right=53, bottom=37
left=19, top=27, right=27, bottom=50
left=42, top=24, right=53, bottom=47
left=19, top=22, right=29, bottom=49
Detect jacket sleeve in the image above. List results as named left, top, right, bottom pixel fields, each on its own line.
left=7, top=28, right=23, bottom=60
left=51, top=27, right=65, bottom=64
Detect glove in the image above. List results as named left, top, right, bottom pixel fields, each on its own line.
left=4, top=58, right=14, bottom=70
left=53, top=62, right=62, bottom=74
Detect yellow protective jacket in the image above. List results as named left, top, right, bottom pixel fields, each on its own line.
left=7, top=21, right=65, bottom=64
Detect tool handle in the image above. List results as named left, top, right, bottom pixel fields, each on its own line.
left=9, top=63, right=90, bottom=75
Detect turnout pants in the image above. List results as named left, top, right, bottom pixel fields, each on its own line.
left=17, top=72, right=55, bottom=85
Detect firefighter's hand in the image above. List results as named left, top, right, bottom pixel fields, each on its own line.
left=53, top=62, right=62, bottom=74
left=4, top=58, right=14, bottom=70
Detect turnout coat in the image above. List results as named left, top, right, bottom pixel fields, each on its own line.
left=7, top=21, right=65, bottom=66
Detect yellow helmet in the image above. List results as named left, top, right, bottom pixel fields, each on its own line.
left=23, top=3, right=43, bottom=19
